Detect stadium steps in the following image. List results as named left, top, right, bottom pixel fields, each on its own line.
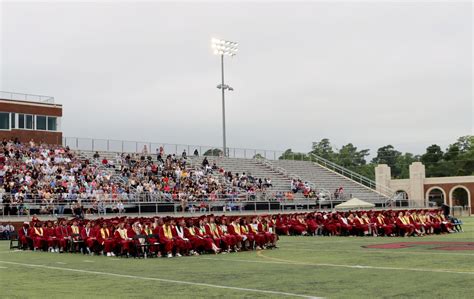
left=187, top=156, right=306, bottom=199
left=76, top=150, right=388, bottom=203
left=76, top=151, right=304, bottom=199
left=269, top=159, right=389, bottom=203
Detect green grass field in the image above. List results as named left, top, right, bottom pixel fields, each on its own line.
left=1, top=218, right=473, bottom=298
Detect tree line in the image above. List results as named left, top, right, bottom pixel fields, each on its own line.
left=279, top=136, right=474, bottom=180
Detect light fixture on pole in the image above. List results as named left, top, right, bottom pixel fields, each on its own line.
left=211, top=37, right=238, bottom=157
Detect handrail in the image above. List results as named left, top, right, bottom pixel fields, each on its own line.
left=256, top=159, right=332, bottom=200
left=0, top=191, right=333, bottom=205
left=0, top=91, right=55, bottom=104
left=64, top=136, right=287, bottom=160
left=307, top=153, right=396, bottom=200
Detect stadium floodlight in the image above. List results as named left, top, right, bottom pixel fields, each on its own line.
left=211, top=37, right=238, bottom=157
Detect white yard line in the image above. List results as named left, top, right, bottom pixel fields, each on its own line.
left=198, top=254, right=474, bottom=275
left=0, top=250, right=23, bottom=254
left=278, top=247, right=474, bottom=256
left=0, top=260, right=321, bottom=299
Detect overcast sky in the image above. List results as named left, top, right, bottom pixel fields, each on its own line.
left=1, top=1, right=472, bottom=156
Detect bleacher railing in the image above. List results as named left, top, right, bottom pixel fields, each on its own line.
left=0, top=191, right=345, bottom=218
left=0, top=196, right=431, bottom=218
left=63, top=137, right=287, bottom=160
left=0, top=91, right=55, bottom=104
left=62, top=136, right=400, bottom=203
left=307, top=153, right=398, bottom=200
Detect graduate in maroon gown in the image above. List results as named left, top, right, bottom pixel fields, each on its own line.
left=18, top=222, right=32, bottom=249
left=30, top=221, right=46, bottom=251
left=184, top=219, right=204, bottom=254
left=80, top=221, right=98, bottom=254
left=44, top=221, right=59, bottom=252
left=55, top=220, right=71, bottom=252
left=172, top=218, right=192, bottom=256
left=157, top=217, right=176, bottom=258
left=97, top=222, right=116, bottom=256
left=114, top=222, right=133, bottom=256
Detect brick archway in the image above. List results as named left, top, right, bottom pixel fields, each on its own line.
left=424, top=182, right=474, bottom=213
left=449, top=185, right=471, bottom=207
left=425, top=186, right=447, bottom=205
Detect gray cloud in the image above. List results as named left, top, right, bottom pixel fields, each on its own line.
left=1, top=1, right=472, bottom=156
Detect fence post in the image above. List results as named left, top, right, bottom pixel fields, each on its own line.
left=75, top=138, right=78, bottom=149
left=121, top=141, right=124, bottom=153
left=244, top=149, right=247, bottom=158
left=92, top=139, right=95, bottom=151
left=107, top=140, right=110, bottom=151
left=138, top=202, right=141, bottom=215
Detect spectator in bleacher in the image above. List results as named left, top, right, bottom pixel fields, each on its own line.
left=72, top=201, right=84, bottom=219
left=93, top=151, right=100, bottom=159
left=202, top=157, right=209, bottom=168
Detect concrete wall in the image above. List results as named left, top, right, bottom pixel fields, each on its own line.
left=375, top=163, right=473, bottom=212
left=0, top=129, right=62, bottom=145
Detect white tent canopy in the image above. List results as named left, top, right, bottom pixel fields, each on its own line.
left=335, top=198, right=375, bottom=209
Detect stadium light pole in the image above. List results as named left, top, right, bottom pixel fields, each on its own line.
left=211, top=38, right=238, bottom=157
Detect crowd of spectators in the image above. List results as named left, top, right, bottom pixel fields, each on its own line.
left=0, top=139, right=304, bottom=216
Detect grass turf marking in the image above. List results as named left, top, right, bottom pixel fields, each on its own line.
left=278, top=247, right=474, bottom=256
left=197, top=251, right=474, bottom=275
left=0, top=260, right=322, bottom=299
